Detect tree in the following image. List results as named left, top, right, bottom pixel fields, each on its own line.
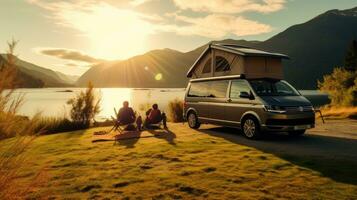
left=66, top=82, right=101, bottom=128
left=344, top=39, right=357, bottom=71
left=318, top=68, right=357, bottom=107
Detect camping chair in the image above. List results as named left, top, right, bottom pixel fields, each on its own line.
left=108, top=108, right=136, bottom=134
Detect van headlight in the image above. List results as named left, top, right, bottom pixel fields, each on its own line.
left=264, top=105, right=286, bottom=113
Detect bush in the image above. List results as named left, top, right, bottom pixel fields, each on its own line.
left=33, top=116, right=85, bottom=134
left=167, top=98, right=184, bottom=122
left=67, top=82, right=101, bottom=128
left=318, top=68, right=357, bottom=107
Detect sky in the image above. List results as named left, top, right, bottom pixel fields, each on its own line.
left=0, top=0, right=356, bottom=76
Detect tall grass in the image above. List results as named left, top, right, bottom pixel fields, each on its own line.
left=167, top=98, right=184, bottom=122
left=0, top=40, right=47, bottom=198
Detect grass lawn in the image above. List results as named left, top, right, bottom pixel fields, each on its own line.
left=1, top=122, right=357, bottom=199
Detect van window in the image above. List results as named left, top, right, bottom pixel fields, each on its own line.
left=230, top=80, right=251, bottom=99
left=202, top=58, right=211, bottom=74
left=209, top=80, right=229, bottom=98
left=249, top=79, right=299, bottom=96
left=188, top=80, right=228, bottom=98
left=188, top=82, right=210, bottom=97
left=215, top=56, right=230, bottom=72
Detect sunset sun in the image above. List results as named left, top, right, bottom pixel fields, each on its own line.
left=58, top=3, right=153, bottom=60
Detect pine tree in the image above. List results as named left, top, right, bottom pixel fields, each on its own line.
left=344, top=39, right=357, bottom=71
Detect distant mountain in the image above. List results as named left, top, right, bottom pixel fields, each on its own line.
left=55, top=71, right=79, bottom=84
left=257, top=7, right=357, bottom=89
left=77, top=48, right=201, bottom=88
left=0, top=54, right=73, bottom=87
left=77, top=7, right=357, bottom=89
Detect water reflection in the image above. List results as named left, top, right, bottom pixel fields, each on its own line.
left=12, top=88, right=186, bottom=120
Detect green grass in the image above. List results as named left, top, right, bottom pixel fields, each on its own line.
left=1, top=123, right=357, bottom=199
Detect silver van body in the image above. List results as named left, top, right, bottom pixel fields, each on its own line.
left=183, top=75, right=315, bottom=138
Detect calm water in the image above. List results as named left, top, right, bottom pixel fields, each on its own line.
left=11, top=88, right=329, bottom=120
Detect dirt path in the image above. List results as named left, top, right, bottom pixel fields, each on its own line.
left=196, top=119, right=357, bottom=159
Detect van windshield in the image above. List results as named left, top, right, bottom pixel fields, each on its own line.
left=249, top=79, right=300, bottom=96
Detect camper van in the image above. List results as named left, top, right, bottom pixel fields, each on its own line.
left=183, top=44, right=315, bottom=139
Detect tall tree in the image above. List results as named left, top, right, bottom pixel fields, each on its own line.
left=344, top=39, right=357, bottom=71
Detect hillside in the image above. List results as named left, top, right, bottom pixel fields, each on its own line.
left=77, top=48, right=202, bottom=88
left=259, top=7, right=357, bottom=88
left=0, top=54, right=73, bottom=88
left=77, top=7, right=357, bottom=89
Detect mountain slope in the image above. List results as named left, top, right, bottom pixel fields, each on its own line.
left=77, top=48, right=202, bottom=88
left=77, top=7, right=357, bottom=89
left=0, top=54, right=73, bottom=87
left=258, top=7, right=357, bottom=88
left=55, top=71, right=79, bottom=84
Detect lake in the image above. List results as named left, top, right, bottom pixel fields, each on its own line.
left=11, top=88, right=330, bottom=120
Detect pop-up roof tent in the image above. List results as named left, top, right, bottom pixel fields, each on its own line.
left=186, top=43, right=289, bottom=79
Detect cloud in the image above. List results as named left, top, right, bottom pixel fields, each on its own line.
left=28, top=0, right=277, bottom=51
left=27, top=0, right=158, bottom=59
left=36, top=48, right=105, bottom=63
left=159, top=14, right=272, bottom=38
left=172, top=0, right=286, bottom=14
left=130, top=0, right=154, bottom=6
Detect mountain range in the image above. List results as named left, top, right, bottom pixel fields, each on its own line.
left=0, top=54, right=75, bottom=87
left=77, top=7, right=357, bottom=89
left=2, top=7, right=357, bottom=89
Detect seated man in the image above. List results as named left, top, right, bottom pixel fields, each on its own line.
left=144, top=104, right=167, bottom=129
left=117, top=101, right=136, bottom=125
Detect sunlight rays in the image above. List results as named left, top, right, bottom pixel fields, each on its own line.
left=54, top=3, right=154, bottom=60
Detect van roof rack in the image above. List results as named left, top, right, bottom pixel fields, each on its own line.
left=190, top=74, right=245, bottom=82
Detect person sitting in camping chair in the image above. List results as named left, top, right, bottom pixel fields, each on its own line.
left=110, top=101, right=136, bottom=133
left=144, top=103, right=167, bottom=129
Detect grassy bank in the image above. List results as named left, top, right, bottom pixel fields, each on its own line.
left=1, top=123, right=357, bottom=199
left=318, top=107, right=357, bottom=120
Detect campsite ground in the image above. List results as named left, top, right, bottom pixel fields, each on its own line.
left=1, top=119, right=357, bottom=199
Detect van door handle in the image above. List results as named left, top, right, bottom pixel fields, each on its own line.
left=227, top=98, right=232, bottom=103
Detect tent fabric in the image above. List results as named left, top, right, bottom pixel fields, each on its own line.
left=187, top=43, right=288, bottom=79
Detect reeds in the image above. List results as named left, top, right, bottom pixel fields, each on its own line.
left=167, top=98, right=184, bottom=122
left=0, top=40, right=47, bottom=199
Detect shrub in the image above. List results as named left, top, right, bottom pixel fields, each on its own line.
left=33, top=116, right=84, bottom=134
left=66, top=82, right=101, bottom=128
left=167, top=98, right=184, bottom=122
left=318, top=68, right=357, bottom=107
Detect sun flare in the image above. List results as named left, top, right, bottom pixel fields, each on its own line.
left=58, top=3, right=153, bottom=60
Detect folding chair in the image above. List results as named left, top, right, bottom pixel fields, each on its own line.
left=108, top=108, right=129, bottom=134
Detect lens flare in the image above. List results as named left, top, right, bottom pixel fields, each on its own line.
left=155, top=73, right=162, bottom=80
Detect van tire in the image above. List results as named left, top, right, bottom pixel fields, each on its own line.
left=288, top=130, right=306, bottom=136
left=241, top=116, right=261, bottom=139
left=187, top=112, right=200, bottom=129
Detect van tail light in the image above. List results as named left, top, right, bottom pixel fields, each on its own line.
left=183, top=101, right=187, bottom=108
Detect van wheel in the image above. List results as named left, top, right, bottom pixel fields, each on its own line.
left=288, top=130, right=306, bottom=136
left=242, top=116, right=261, bottom=139
left=187, top=112, right=200, bottom=129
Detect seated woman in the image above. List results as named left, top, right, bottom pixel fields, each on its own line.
left=144, top=104, right=167, bottom=129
